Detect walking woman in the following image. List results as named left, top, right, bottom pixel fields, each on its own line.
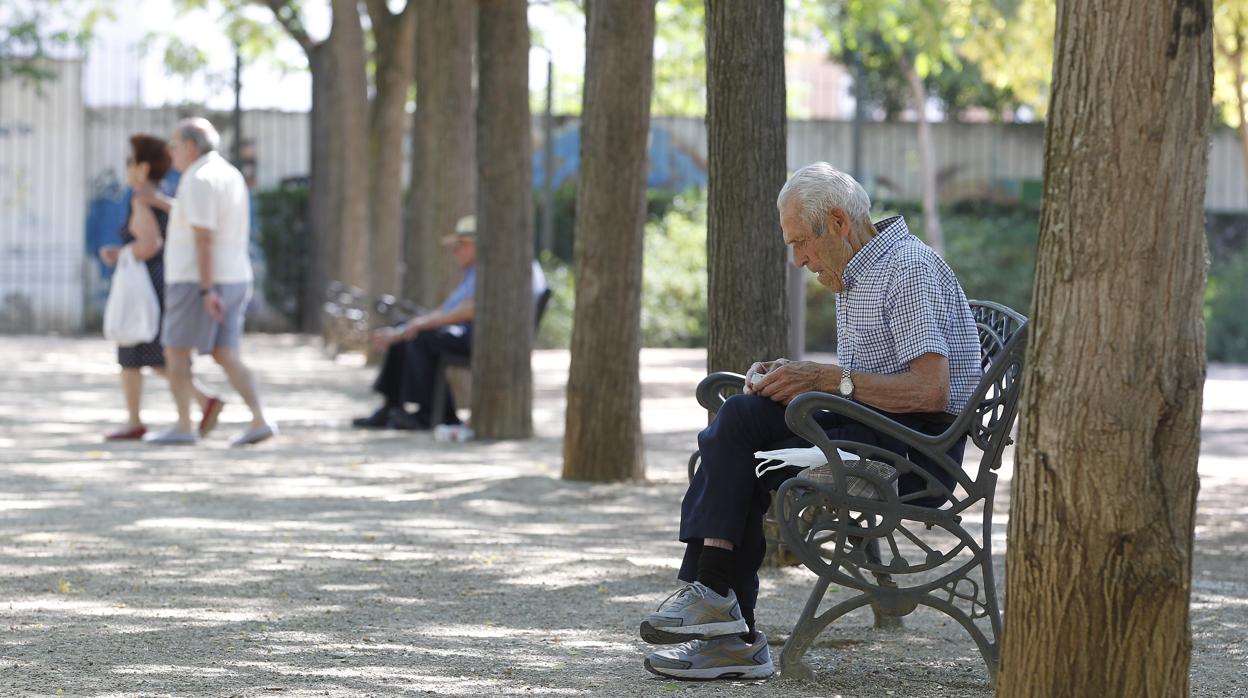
left=99, top=134, right=222, bottom=440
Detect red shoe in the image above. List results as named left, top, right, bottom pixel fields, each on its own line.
left=199, top=397, right=225, bottom=436
left=105, top=425, right=147, bottom=441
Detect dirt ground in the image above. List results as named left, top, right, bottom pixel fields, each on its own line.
left=1, top=335, right=1244, bottom=697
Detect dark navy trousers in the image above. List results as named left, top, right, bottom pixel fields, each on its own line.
left=677, top=394, right=964, bottom=627
left=373, top=326, right=471, bottom=426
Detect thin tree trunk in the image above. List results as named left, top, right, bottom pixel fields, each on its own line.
left=407, top=0, right=477, bottom=307
left=302, top=42, right=332, bottom=330
left=365, top=0, right=417, bottom=297
left=472, top=0, right=534, bottom=439
left=1215, top=16, right=1248, bottom=197
left=705, top=0, right=789, bottom=375
left=902, top=57, right=943, bottom=255
left=561, top=0, right=656, bottom=483
left=261, top=0, right=333, bottom=329
left=1233, top=54, right=1248, bottom=194
left=997, top=2, right=1211, bottom=696
left=329, top=0, right=372, bottom=296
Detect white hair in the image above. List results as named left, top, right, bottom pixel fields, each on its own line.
left=776, top=162, right=872, bottom=237
left=176, top=117, right=220, bottom=154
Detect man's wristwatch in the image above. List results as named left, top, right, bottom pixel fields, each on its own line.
left=198, top=286, right=214, bottom=297
left=838, top=367, right=855, bottom=399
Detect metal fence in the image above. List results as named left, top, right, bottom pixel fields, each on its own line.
left=3, top=57, right=1247, bottom=334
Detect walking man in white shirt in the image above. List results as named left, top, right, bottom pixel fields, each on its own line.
left=145, top=117, right=275, bottom=446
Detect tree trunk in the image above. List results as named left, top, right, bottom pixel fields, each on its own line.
left=407, top=0, right=478, bottom=307
left=366, top=0, right=417, bottom=298
left=329, top=0, right=372, bottom=296
left=902, top=57, right=943, bottom=255
left=561, top=0, right=656, bottom=482
left=704, top=0, right=789, bottom=375
left=472, top=0, right=534, bottom=439
left=1233, top=52, right=1248, bottom=195
left=997, top=2, right=1211, bottom=696
left=301, top=42, right=332, bottom=330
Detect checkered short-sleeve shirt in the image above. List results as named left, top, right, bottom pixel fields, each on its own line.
left=835, top=216, right=982, bottom=415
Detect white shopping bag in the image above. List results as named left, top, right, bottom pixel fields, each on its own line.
left=103, top=246, right=161, bottom=346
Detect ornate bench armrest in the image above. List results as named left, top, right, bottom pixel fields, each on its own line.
left=695, top=372, right=746, bottom=415
left=784, top=392, right=963, bottom=467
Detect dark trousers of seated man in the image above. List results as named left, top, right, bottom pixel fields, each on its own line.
left=679, top=393, right=966, bottom=635
left=373, top=326, right=470, bottom=427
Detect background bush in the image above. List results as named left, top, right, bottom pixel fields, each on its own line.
left=255, top=182, right=309, bottom=326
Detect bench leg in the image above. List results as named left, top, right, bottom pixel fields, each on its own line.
left=779, top=575, right=875, bottom=681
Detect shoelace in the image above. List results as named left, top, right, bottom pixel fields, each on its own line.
left=654, top=582, right=706, bottom=611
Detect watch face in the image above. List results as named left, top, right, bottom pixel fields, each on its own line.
left=840, top=377, right=853, bottom=396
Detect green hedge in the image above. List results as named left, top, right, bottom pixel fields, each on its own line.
left=254, top=183, right=309, bottom=326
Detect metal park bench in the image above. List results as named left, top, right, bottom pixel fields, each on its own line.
left=688, top=300, right=1028, bottom=682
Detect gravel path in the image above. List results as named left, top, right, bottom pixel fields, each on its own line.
left=1, top=335, right=1244, bottom=697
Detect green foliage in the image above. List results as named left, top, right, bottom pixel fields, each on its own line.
left=1213, top=0, right=1248, bottom=128
left=641, top=191, right=708, bottom=347
left=1206, top=220, right=1248, bottom=362
left=0, top=0, right=109, bottom=86
left=535, top=189, right=706, bottom=349
left=255, top=183, right=309, bottom=325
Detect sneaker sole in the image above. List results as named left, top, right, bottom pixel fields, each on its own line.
left=643, top=657, right=774, bottom=681
left=639, top=618, right=749, bottom=644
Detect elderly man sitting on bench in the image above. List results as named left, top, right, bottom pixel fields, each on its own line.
left=353, top=215, right=547, bottom=431
left=638, top=162, right=983, bottom=681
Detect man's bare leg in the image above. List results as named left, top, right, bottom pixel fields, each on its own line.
left=152, top=366, right=212, bottom=412
left=211, top=347, right=267, bottom=429
left=163, top=347, right=196, bottom=433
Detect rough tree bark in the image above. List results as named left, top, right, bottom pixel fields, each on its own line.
left=471, top=0, right=534, bottom=439
left=561, top=0, right=656, bottom=482
left=329, top=0, right=372, bottom=296
left=901, top=56, right=943, bottom=255
left=997, top=2, right=1212, bottom=696
left=406, top=0, right=478, bottom=307
left=704, top=0, right=790, bottom=376
left=364, top=0, right=417, bottom=297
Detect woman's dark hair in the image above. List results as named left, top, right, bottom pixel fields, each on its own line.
left=129, top=134, right=171, bottom=182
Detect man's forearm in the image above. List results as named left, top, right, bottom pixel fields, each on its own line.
left=193, top=226, right=214, bottom=288
left=852, top=370, right=948, bottom=414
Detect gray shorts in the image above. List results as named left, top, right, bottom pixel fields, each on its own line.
left=162, top=282, right=252, bottom=355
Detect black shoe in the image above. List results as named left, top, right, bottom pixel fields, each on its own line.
left=387, top=408, right=431, bottom=431
left=352, top=405, right=392, bottom=428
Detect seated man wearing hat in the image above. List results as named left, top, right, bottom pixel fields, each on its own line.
left=353, top=215, right=547, bottom=430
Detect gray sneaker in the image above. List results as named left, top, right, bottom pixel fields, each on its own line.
left=644, top=631, right=774, bottom=681
left=640, top=582, right=748, bottom=644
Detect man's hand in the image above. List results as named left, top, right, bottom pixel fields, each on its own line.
left=370, top=326, right=401, bottom=353
left=743, top=358, right=790, bottom=395
left=202, top=289, right=225, bottom=323
left=99, top=245, right=121, bottom=267
left=134, top=186, right=172, bottom=211
left=755, top=360, right=835, bottom=405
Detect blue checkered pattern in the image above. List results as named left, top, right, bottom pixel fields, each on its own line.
left=835, top=216, right=982, bottom=415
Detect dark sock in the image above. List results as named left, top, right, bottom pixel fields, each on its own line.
left=696, top=545, right=736, bottom=598
left=740, top=607, right=757, bottom=644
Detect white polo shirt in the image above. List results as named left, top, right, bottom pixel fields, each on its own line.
left=165, top=151, right=254, bottom=285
